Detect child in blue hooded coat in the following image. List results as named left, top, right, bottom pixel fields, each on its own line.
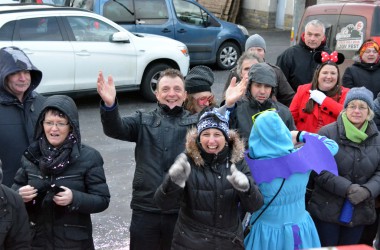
left=244, top=110, right=339, bottom=250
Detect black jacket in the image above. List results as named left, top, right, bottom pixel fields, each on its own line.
left=0, top=185, right=31, bottom=250
left=276, top=39, right=331, bottom=91
left=12, top=95, right=110, bottom=249
left=342, top=60, right=380, bottom=97
left=0, top=47, right=46, bottom=187
left=229, top=98, right=296, bottom=147
left=154, top=129, right=263, bottom=250
left=100, top=103, right=197, bottom=213
left=308, top=115, right=380, bottom=227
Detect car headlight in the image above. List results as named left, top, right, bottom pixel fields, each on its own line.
left=179, top=45, right=189, bottom=57
left=237, top=24, right=249, bottom=36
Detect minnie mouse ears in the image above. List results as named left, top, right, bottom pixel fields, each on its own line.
left=314, top=51, right=345, bottom=65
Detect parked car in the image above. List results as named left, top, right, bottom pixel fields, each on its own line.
left=0, top=4, right=190, bottom=101
left=295, top=2, right=380, bottom=77
left=21, top=0, right=249, bottom=70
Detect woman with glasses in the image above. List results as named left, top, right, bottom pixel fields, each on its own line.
left=308, top=87, right=380, bottom=247
left=343, top=39, right=380, bottom=98
left=290, top=51, right=349, bottom=133
left=12, top=95, right=110, bottom=249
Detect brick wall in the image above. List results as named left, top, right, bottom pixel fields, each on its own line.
left=238, top=8, right=276, bottom=29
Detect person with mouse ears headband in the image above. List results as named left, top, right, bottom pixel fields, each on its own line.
left=290, top=50, right=349, bottom=134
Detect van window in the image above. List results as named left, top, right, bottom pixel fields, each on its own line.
left=0, top=21, right=15, bottom=41
left=103, top=0, right=134, bottom=23
left=301, top=14, right=366, bottom=60
left=173, top=0, right=207, bottom=26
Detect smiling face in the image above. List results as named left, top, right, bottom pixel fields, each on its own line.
left=192, top=91, right=214, bottom=113
left=361, top=48, right=379, bottom=63
left=5, top=70, right=31, bottom=101
left=199, top=128, right=226, bottom=154
left=155, top=75, right=187, bottom=109
left=346, top=100, right=369, bottom=129
left=43, top=110, right=71, bottom=148
left=317, top=64, right=339, bottom=91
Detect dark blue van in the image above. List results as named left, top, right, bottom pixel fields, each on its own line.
left=22, top=0, right=249, bottom=69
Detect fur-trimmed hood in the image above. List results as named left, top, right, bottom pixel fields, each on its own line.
left=185, top=127, right=245, bottom=167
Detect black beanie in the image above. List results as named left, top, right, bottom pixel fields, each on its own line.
left=185, top=65, right=214, bottom=94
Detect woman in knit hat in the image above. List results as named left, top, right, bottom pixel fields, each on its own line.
left=308, top=87, right=380, bottom=247
left=343, top=39, right=380, bottom=97
left=154, top=107, right=263, bottom=250
left=184, top=65, right=217, bottom=114
left=290, top=50, right=349, bottom=133
left=244, top=110, right=338, bottom=250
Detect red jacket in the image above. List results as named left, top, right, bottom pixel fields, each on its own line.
left=290, top=83, right=349, bottom=133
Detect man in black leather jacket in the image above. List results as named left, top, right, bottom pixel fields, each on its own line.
left=97, top=68, right=197, bottom=250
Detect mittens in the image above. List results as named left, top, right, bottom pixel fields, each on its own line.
left=309, top=89, right=327, bottom=105
left=226, top=164, right=250, bottom=192
left=347, top=184, right=370, bottom=205
left=168, top=153, right=191, bottom=188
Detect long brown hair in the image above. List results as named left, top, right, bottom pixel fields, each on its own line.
left=304, top=62, right=342, bottom=113
left=184, top=94, right=217, bottom=114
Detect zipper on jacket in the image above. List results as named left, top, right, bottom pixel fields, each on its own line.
left=56, top=175, right=80, bottom=180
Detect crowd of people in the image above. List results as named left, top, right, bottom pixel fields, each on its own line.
left=1, top=17, right=380, bottom=250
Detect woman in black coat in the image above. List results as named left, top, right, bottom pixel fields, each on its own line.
left=12, top=95, right=110, bottom=250
left=154, top=107, right=263, bottom=250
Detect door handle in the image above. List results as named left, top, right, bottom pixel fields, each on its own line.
left=162, top=28, right=171, bottom=33
left=177, top=29, right=186, bottom=33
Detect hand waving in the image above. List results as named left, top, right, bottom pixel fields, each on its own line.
left=226, top=164, right=250, bottom=192
left=168, top=153, right=191, bottom=188
left=97, top=71, right=117, bottom=107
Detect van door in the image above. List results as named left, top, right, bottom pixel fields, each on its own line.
left=172, top=0, right=219, bottom=63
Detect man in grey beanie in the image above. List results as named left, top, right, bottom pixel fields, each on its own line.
left=229, top=63, right=296, bottom=147
left=223, top=34, right=294, bottom=107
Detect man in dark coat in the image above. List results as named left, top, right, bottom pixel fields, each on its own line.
left=0, top=46, right=46, bottom=187
left=276, top=19, right=331, bottom=91
left=230, top=63, right=296, bottom=147
left=97, top=68, right=197, bottom=250
left=0, top=161, right=30, bottom=249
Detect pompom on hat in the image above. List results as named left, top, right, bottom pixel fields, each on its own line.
left=344, top=86, right=374, bottom=110
left=245, top=34, right=266, bottom=52
left=185, top=65, right=214, bottom=94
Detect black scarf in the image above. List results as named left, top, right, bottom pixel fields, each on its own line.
left=38, top=133, right=77, bottom=175
left=158, top=103, right=184, bottom=116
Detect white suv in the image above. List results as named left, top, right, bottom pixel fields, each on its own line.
left=0, top=4, right=190, bottom=101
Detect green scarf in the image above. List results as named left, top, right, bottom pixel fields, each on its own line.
left=342, top=112, right=368, bottom=143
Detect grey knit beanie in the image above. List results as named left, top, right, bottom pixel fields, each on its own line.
left=248, top=63, right=277, bottom=87
left=185, top=65, right=214, bottom=94
left=344, top=87, right=374, bottom=110
left=245, top=34, right=266, bottom=52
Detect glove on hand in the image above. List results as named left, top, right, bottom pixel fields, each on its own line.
left=309, top=90, right=327, bottom=105
left=168, top=153, right=191, bottom=188
left=347, top=184, right=370, bottom=205
left=226, top=164, right=250, bottom=192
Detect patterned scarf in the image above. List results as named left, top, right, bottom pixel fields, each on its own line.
left=38, top=133, right=77, bottom=175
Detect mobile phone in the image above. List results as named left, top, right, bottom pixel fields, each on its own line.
left=51, top=184, right=65, bottom=194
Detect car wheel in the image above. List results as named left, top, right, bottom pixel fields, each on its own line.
left=141, top=63, right=171, bottom=102
left=216, top=42, right=241, bottom=70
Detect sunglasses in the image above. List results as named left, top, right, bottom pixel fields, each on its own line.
left=251, top=108, right=277, bottom=124
left=196, top=95, right=214, bottom=106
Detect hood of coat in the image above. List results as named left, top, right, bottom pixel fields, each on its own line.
left=185, top=127, right=245, bottom=167
left=34, top=95, right=81, bottom=147
left=249, top=110, right=293, bottom=159
left=0, top=47, right=42, bottom=101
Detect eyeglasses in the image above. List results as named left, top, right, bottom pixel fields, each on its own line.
left=346, top=105, right=368, bottom=111
left=251, top=108, right=276, bottom=124
left=196, top=95, right=214, bottom=106
left=43, top=121, right=69, bottom=128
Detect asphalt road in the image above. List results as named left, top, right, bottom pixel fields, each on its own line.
left=74, top=29, right=291, bottom=249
